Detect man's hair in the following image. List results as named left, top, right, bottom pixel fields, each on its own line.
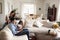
left=18, top=20, right=23, bottom=24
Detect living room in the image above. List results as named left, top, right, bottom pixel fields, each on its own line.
left=0, top=0, right=60, bottom=40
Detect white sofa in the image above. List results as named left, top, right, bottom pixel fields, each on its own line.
left=0, top=26, right=28, bottom=40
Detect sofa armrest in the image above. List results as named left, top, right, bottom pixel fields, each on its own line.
left=0, top=31, right=7, bottom=40
left=0, top=30, right=13, bottom=40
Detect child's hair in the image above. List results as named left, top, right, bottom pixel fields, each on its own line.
left=18, top=20, right=23, bottom=25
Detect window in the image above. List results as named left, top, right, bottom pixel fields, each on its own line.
left=22, top=4, right=36, bottom=15
left=21, top=3, right=36, bottom=19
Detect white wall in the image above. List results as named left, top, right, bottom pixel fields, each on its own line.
left=12, top=0, right=21, bottom=17
left=4, top=0, right=13, bottom=15
left=35, top=0, right=45, bottom=16
left=0, top=0, right=13, bottom=25
left=44, top=0, right=59, bottom=8
left=0, top=0, right=5, bottom=25
left=56, top=0, right=60, bottom=21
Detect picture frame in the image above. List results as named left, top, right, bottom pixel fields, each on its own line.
left=0, top=3, right=2, bottom=14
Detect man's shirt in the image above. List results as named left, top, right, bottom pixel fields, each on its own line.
left=8, top=23, right=19, bottom=35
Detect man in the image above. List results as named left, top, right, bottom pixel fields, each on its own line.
left=8, top=18, right=29, bottom=40
left=0, top=10, right=16, bottom=31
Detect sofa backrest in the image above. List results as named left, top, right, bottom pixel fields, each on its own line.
left=41, top=20, right=54, bottom=28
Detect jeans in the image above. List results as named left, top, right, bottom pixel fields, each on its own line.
left=15, top=29, right=29, bottom=40
left=0, top=22, right=8, bottom=31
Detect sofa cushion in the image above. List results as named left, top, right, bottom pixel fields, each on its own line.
left=41, top=20, right=54, bottom=28
left=34, top=20, right=43, bottom=28
left=13, top=35, right=28, bottom=40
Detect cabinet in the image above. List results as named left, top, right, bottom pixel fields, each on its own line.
left=47, top=5, right=57, bottom=21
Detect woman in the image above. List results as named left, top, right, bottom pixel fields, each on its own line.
left=0, top=10, right=16, bottom=31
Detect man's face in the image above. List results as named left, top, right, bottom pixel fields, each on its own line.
left=13, top=19, right=17, bottom=24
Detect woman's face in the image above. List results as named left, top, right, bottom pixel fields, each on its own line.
left=10, top=13, right=16, bottom=17
left=11, top=13, right=15, bottom=16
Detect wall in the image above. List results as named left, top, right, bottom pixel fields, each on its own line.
left=4, top=0, right=13, bottom=15
left=12, top=0, right=22, bottom=17
left=35, top=0, right=45, bottom=16
left=56, top=0, right=60, bottom=21
left=0, top=0, right=13, bottom=25
left=44, top=0, right=59, bottom=8
left=0, top=0, right=5, bottom=25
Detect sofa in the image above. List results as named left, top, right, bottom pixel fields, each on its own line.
left=0, top=15, right=60, bottom=40
left=0, top=25, right=28, bottom=40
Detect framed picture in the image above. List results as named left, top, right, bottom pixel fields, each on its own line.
left=0, top=3, right=2, bottom=13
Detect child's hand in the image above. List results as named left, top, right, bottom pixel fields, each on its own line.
left=18, top=25, right=23, bottom=30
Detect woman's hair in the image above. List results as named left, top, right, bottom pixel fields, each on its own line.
left=9, top=10, right=16, bottom=18
left=11, top=9, right=16, bottom=13
left=10, top=10, right=16, bottom=14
